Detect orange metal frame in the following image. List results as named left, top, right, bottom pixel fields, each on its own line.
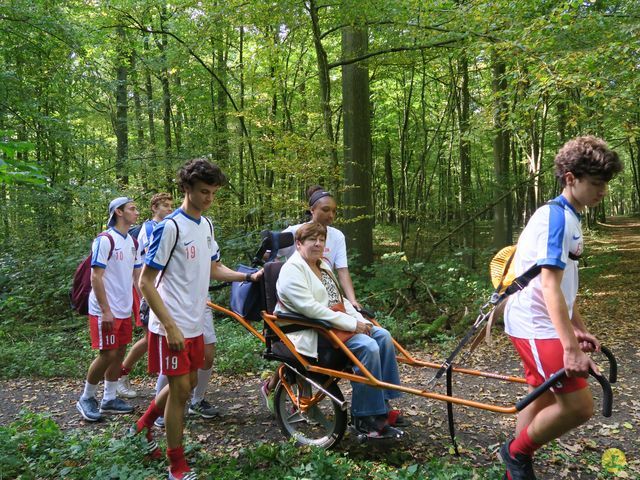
left=207, top=294, right=530, bottom=415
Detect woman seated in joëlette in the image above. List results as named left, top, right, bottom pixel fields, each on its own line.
left=275, top=221, right=405, bottom=437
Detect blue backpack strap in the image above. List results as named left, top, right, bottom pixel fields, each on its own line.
left=155, top=217, right=180, bottom=286
left=144, top=220, right=155, bottom=243
left=204, top=216, right=213, bottom=235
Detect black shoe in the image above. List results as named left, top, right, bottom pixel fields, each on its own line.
left=499, top=440, right=536, bottom=480
left=353, top=415, right=403, bottom=439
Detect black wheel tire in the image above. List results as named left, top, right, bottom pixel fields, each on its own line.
left=273, top=374, right=347, bottom=449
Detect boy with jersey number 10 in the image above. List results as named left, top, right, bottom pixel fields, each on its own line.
left=500, top=136, right=623, bottom=480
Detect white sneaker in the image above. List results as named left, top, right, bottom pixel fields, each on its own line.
left=117, top=375, right=137, bottom=399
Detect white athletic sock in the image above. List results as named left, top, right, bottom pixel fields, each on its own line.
left=81, top=381, right=99, bottom=401
left=103, top=380, right=118, bottom=402
left=191, top=366, right=214, bottom=404
left=156, top=374, right=169, bottom=397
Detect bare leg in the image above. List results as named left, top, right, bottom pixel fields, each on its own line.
left=105, top=345, right=127, bottom=382
left=164, top=371, right=197, bottom=449
left=515, top=387, right=555, bottom=436
left=122, top=331, right=148, bottom=371
left=87, top=349, right=120, bottom=384
left=527, top=387, right=593, bottom=445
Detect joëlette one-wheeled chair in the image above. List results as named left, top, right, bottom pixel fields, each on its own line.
left=208, top=231, right=616, bottom=451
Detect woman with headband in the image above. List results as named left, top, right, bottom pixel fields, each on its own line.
left=277, top=185, right=361, bottom=310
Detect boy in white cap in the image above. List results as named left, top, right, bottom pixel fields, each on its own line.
left=76, top=197, right=142, bottom=422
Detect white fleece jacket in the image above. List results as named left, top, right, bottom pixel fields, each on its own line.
left=275, top=250, right=367, bottom=359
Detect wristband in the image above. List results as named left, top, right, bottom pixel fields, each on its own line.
left=245, top=273, right=252, bottom=282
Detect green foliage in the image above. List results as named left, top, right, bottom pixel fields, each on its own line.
left=214, top=317, right=271, bottom=375
left=0, top=412, right=504, bottom=479
left=352, top=251, right=488, bottom=343
left=0, top=131, right=46, bottom=186
left=0, top=319, right=93, bottom=379
left=0, top=411, right=158, bottom=479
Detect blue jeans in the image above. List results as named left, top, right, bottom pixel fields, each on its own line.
left=346, top=326, right=402, bottom=417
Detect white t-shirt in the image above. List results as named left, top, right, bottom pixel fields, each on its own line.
left=89, top=228, right=142, bottom=318
left=505, top=195, right=583, bottom=339
left=145, top=209, right=220, bottom=338
left=278, top=223, right=348, bottom=270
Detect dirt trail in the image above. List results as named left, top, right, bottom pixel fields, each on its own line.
left=1, top=217, right=639, bottom=479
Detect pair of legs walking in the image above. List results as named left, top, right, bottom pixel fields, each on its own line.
left=132, top=333, right=204, bottom=480
left=77, top=316, right=134, bottom=421
left=502, top=337, right=594, bottom=479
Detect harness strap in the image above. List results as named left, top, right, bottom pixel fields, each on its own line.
left=446, top=366, right=459, bottom=456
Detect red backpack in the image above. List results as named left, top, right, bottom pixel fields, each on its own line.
left=70, top=232, right=115, bottom=315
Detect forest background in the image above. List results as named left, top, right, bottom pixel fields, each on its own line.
left=2, top=0, right=639, bottom=326
left=1, top=1, right=640, bottom=478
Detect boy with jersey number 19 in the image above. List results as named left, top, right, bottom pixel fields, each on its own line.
left=500, top=136, right=623, bottom=480
left=129, top=158, right=262, bottom=480
left=76, top=197, right=142, bottom=422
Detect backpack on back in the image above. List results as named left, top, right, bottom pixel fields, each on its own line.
left=70, top=232, right=115, bottom=315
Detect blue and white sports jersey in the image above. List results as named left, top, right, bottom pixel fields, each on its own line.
left=89, top=228, right=142, bottom=318
left=137, top=219, right=157, bottom=264
left=505, top=195, right=583, bottom=339
left=278, top=223, right=348, bottom=270
left=145, top=208, right=219, bottom=338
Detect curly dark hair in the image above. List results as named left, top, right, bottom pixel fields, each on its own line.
left=177, top=158, right=228, bottom=192
left=554, top=136, right=623, bottom=186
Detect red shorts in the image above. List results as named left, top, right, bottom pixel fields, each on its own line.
left=148, top=332, right=204, bottom=376
left=509, top=336, right=588, bottom=394
left=88, top=315, right=133, bottom=350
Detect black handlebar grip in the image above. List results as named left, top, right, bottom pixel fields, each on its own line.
left=589, top=367, right=613, bottom=417
left=599, top=345, right=617, bottom=384
left=356, top=307, right=376, bottom=319
left=515, top=369, right=566, bottom=412
left=516, top=368, right=613, bottom=418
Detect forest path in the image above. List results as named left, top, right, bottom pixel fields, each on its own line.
left=1, top=217, right=639, bottom=479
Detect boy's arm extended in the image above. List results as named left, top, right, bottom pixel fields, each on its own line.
left=540, top=267, right=599, bottom=377
left=139, top=264, right=185, bottom=351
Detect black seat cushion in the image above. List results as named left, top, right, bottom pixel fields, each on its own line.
left=262, top=260, right=284, bottom=314
left=270, top=336, right=350, bottom=371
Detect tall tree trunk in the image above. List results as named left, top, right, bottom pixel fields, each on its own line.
left=457, top=54, right=473, bottom=267
left=383, top=136, right=395, bottom=223
left=144, top=34, right=157, bottom=170
left=158, top=6, right=172, bottom=185
left=238, top=26, right=245, bottom=207
left=398, top=66, right=415, bottom=252
left=492, top=55, right=512, bottom=248
left=215, top=32, right=229, bottom=165
left=115, top=26, right=129, bottom=185
left=308, top=0, right=339, bottom=187
left=341, top=25, right=373, bottom=266
left=173, top=76, right=183, bottom=155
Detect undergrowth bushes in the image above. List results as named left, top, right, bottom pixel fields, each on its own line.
left=0, top=411, right=503, bottom=479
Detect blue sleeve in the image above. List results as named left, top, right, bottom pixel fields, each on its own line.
left=536, top=205, right=566, bottom=270
left=145, top=220, right=176, bottom=271
left=90, top=235, right=110, bottom=269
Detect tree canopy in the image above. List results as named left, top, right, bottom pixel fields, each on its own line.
left=1, top=0, right=639, bottom=259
